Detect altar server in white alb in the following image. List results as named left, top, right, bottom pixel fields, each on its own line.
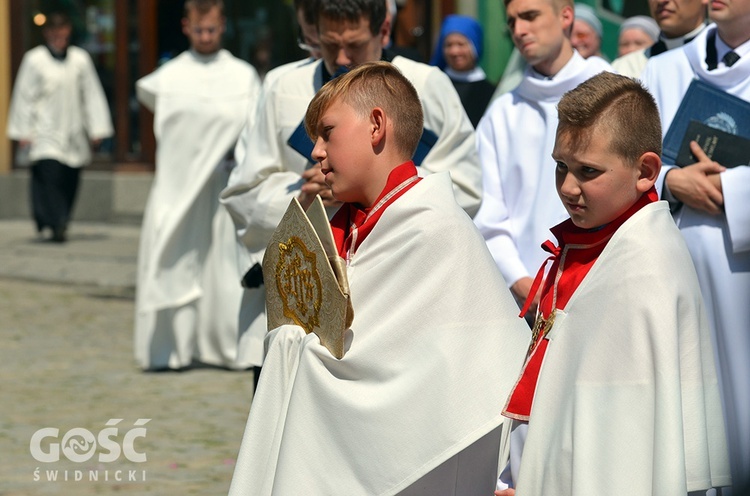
left=496, top=72, right=729, bottom=496
left=134, top=0, right=261, bottom=370
left=7, top=11, right=113, bottom=243
left=641, top=4, right=750, bottom=491
left=474, top=0, right=611, bottom=319
left=229, top=61, right=529, bottom=496
left=220, top=0, right=482, bottom=376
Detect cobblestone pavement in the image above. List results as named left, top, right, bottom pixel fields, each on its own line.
left=0, top=221, right=255, bottom=495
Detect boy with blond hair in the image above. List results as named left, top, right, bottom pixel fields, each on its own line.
left=497, top=71, right=730, bottom=495
left=228, top=61, right=529, bottom=496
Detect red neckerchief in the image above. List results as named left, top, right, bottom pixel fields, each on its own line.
left=503, top=187, right=658, bottom=420
left=330, top=161, right=421, bottom=262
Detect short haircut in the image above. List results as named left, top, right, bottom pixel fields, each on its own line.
left=294, top=0, right=317, bottom=26
left=317, top=0, right=386, bottom=36
left=504, top=0, right=573, bottom=12
left=305, top=61, right=423, bottom=159
left=184, top=0, right=224, bottom=17
left=556, top=71, right=662, bottom=163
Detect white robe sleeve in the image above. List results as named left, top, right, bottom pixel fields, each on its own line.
left=473, top=111, right=530, bottom=286
left=79, top=52, right=113, bottom=140
left=6, top=53, right=40, bottom=141
left=135, top=70, right=159, bottom=113
left=417, top=68, right=482, bottom=217
left=721, top=165, right=750, bottom=254
left=221, top=84, right=305, bottom=256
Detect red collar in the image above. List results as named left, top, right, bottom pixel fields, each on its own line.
left=504, top=187, right=658, bottom=421
left=518, top=187, right=658, bottom=318
left=549, top=186, right=658, bottom=251
left=330, top=161, right=420, bottom=261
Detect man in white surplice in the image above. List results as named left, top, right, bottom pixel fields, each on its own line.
left=220, top=0, right=482, bottom=378
left=134, top=0, right=261, bottom=370
left=7, top=11, right=113, bottom=243
left=473, top=0, right=611, bottom=320
left=640, top=5, right=750, bottom=491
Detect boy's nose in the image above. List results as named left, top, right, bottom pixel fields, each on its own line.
left=558, top=173, right=580, bottom=197
left=311, top=138, right=326, bottom=163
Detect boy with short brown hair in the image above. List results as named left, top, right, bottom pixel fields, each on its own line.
left=228, top=60, right=530, bottom=495
left=497, top=71, right=730, bottom=495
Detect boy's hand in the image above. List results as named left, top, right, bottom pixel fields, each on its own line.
left=298, top=163, right=339, bottom=209
left=666, top=141, right=725, bottom=215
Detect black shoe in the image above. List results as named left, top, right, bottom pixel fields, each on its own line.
left=51, top=227, right=67, bottom=243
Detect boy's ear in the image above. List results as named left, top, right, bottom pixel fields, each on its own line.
left=370, top=107, right=387, bottom=148
left=636, top=151, right=661, bottom=193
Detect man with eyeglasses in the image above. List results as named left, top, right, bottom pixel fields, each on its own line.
left=133, top=0, right=261, bottom=371
left=220, top=0, right=482, bottom=385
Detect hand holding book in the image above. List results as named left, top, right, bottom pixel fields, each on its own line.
left=665, top=145, right=725, bottom=216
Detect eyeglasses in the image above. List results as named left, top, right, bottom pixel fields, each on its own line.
left=297, top=27, right=321, bottom=54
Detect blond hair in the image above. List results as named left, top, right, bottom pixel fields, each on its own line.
left=504, top=0, right=573, bottom=12
left=556, top=71, right=662, bottom=164
left=305, top=61, right=424, bottom=159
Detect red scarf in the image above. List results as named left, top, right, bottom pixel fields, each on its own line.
left=330, top=161, right=421, bottom=262
left=503, top=187, right=658, bottom=420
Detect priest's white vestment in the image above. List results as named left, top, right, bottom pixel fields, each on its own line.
left=228, top=173, right=531, bottom=496
left=474, top=52, right=611, bottom=287
left=220, top=55, right=483, bottom=369
left=134, top=49, right=261, bottom=370
left=7, top=45, right=113, bottom=167
left=514, top=202, right=730, bottom=495
left=641, top=25, right=750, bottom=489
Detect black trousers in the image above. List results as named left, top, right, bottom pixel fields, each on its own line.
left=30, top=159, right=80, bottom=232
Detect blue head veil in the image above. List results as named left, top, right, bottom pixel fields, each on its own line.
left=429, top=15, right=484, bottom=71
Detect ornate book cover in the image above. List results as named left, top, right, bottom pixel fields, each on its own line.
left=262, top=196, right=353, bottom=359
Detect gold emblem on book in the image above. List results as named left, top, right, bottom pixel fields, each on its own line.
left=263, top=196, right=354, bottom=359
left=275, top=236, right=323, bottom=334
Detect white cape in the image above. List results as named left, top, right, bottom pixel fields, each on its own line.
left=641, top=25, right=750, bottom=487
left=514, top=202, right=730, bottom=495
left=221, top=55, right=483, bottom=368
left=134, top=50, right=261, bottom=369
left=229, top=173, right=531, bottom=495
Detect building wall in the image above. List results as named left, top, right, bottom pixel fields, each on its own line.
left=0, top=0, right=11, bottom=173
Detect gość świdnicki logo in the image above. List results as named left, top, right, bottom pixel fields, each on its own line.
left=30, top=419, right=150, bottom=483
